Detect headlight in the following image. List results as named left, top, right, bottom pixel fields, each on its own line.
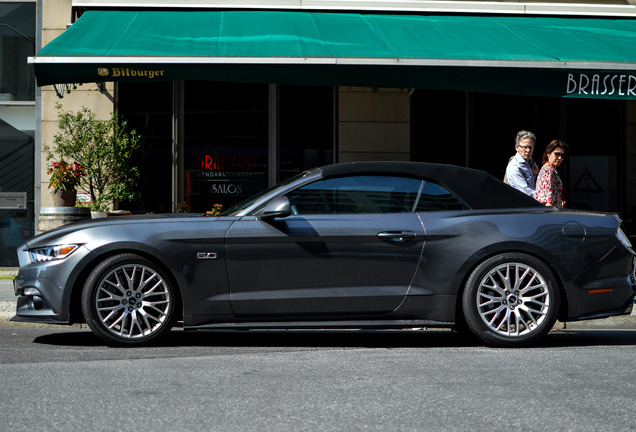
left=29, top=244, right=79, bottom=262
left=616, top=228, right=633, bottom=251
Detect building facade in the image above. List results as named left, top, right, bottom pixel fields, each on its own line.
left=0, top=0, right=35, bottom=265
left=1, top=0, right=636, bottom=265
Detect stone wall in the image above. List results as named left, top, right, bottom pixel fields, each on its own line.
left=39, top=0, right=114, bottom=208
left=338, top=87, right=410, bottom=162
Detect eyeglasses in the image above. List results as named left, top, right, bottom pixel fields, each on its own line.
left=553, top=152, right=566, bottom=158
left=518, top=145, right=534, bottom=151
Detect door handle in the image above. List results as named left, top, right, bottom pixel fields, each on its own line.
left=377, top=231, right=416, bottom=243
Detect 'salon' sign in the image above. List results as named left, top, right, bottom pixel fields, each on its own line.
left=566, top=73, right=636, bottom=97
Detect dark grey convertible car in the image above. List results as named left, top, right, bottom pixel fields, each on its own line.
left=13, top=162, right=636, bottom=347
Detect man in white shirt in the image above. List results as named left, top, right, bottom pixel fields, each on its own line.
left=505, top=130, right=539, bottom=197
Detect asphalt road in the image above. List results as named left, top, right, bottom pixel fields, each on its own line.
left=1, top=327, right=635, bottom=431
left=2, top=275, right=636, bottom=431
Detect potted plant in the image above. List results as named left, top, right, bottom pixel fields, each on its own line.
left=46, top=160, right=84, bottom=207
left=204, top=204, right=224, bottom=216
left=176, top=202, right=191, bottom=213
left=45, top=103, right=141, bottom=216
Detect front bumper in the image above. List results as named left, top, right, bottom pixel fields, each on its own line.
left=12, top=294, right=72, bottom=324
left=12, top=273, right=72, bottom=324
left=11, top=244, right=91, bottom=325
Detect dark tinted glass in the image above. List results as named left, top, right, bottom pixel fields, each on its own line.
left=287, top=175, right=423, bottom=214
left=415, top=181, right=468, bottom=211
left=279, top=85, right=334, bottom=180
left=0, top=2, right=35, bottom=101
left=118, top=81, right=173, bottom=213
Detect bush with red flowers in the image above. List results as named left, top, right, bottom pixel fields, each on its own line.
left=47, top=160, right=84, bottom=191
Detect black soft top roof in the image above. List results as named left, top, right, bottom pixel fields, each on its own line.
left=319, top=161, right=542, bottom=210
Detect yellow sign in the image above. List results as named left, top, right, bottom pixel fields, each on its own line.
left=97, top=67, right=166, bottom=79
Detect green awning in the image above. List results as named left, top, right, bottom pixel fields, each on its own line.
left=30, top=10, right=636, bottom=99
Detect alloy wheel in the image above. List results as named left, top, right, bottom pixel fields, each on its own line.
left=94, top=263, right=172, bottom=339
left=475, top=262, right=550, bottom=337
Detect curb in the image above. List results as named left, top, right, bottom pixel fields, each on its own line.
left=553, top=315, right=636, bottom=331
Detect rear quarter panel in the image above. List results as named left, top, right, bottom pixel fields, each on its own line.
left=411, top=209, right=632, bottom=320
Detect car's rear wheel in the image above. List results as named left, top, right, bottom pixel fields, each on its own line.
left=462, top=253, right=560, bottom=347
left=82, top=254, right=176, bottom=346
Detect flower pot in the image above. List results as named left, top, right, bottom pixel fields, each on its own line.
left=38, top=207, right=91, bottom=233
left=52, top=189, right=77, bottom=207
left=106, top=210, right=132, bottom=217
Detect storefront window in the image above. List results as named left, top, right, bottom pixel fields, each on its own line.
left=118, top=81, right=173, bottom=213
left=279, top=85, right=335, bottom=181
left=184, top=81, right=269, bottom=212
left=0, top=1, right=35, bottom=265
left=119, top=81, right=336, bottom=214
left=411, top=90, right=624, bottom=214
left=0, top=120, right=33, bottom=265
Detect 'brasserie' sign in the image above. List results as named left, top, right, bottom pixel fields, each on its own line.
left=566, top=73, right=636, bottom=97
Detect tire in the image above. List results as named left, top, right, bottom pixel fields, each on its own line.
left=82, top=254, right=176, bottom=346
left=461, top=253, right=560, bottom=347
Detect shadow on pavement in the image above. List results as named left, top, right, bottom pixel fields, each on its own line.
left=31, top=327, right=636, bottom=349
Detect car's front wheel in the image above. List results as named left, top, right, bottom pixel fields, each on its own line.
left=82, top=254, right=177, bottom=346
left=462, top=253, right=560, bottom=347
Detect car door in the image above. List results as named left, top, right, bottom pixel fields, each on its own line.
left=225, top=174, right=426, bottom=317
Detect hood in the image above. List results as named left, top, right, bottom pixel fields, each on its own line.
left=25, top=212, right=221, bottom=248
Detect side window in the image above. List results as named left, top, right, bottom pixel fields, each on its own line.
left=287, top=175, right=424, bottom=214
left=415, top=181, right=469, bottom=211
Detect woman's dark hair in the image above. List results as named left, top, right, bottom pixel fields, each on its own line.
left=542, top=139, right=569, bottom=164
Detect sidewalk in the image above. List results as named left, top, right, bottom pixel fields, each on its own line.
left=0, top=267, right=19, bottom=303
left=0, top=278, right=18, bottom=321
left=1, top=275, right=634, bottom=329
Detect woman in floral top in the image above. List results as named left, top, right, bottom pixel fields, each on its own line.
left=535, top=139, right=569, bottom=208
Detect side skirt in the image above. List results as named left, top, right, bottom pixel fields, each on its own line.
left=183, top=319, right=454, bottom=331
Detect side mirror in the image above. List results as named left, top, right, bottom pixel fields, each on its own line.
left=257, top=196, right=292, bottom=221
